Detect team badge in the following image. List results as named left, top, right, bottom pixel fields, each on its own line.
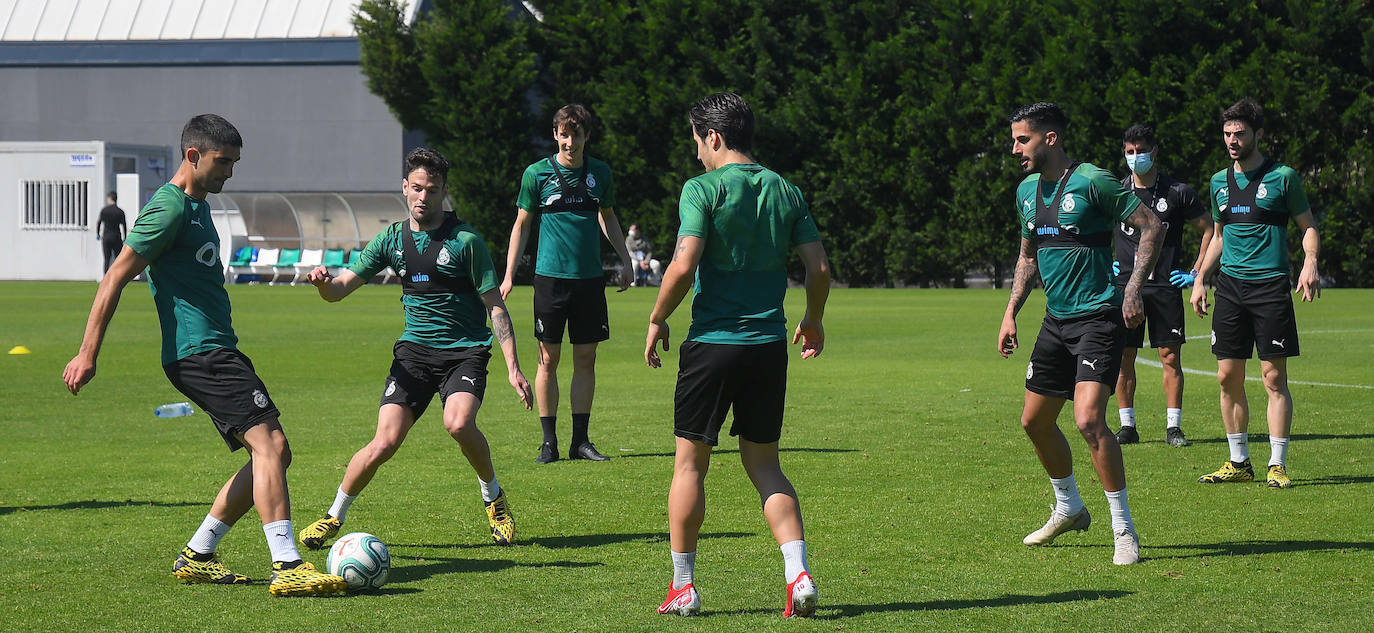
left=385, top=381, right=397, bottom=397
left=1211, top=331, right=1217, bottom=345
left=1256, top=183, right=1268, bottom=199
left=1060, top=196, right=1075, bottom=212
left=1026, top=362, right=1034, bottom=380
left=585, top=173, right=597, bottom=189
left=437, top=248, right=451, bottom=266
left=252, top=389, right=268, bottom=409
left=1026, top=220, right=1034, bottom=230
left=1156, top=198, right=1168, bottom=212
left=535, top=318, right=544, bottom=334
left=1120, top=222, right=1135, bottom=236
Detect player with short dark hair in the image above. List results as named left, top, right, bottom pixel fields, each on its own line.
left=298, top=147, right=533, bottom=549
left=1191, top=98, right=1320, bottom=489
left=1111, top=124, right=1215, bottom=447
left=96, top=191, right=126, bottom=274
left=998, top=102, right=1163, bottom=566
left=63, top=114, right=346, bottom=596
left=647, top=92, right=830, bottom=617
left=501, top=104, right=634, bottom=464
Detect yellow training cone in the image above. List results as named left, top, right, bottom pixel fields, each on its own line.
left=8, top=346, right=31, bottom=355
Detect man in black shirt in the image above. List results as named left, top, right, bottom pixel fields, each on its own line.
left=96, top=192, right=127, bottom=274
left=1112, top=124, right=1214, bottom=447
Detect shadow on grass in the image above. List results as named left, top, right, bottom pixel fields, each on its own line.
left=1144, top=539, right=1374, bottom=560
left=615, top=447, right=860, bottom=459
left=0, top=499, right=202, bottom=516
left=1182, top=432, right=1374, bottom=445
left=1295, top=474, right=1374, bottom=487
left=394, top=531, right=751, bottom=551
left=386, top=556, right=601, bottom=583
left=714, top=589, right=1132, bottom=618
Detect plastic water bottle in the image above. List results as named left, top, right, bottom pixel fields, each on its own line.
left=154, top=402, right=194, bottom=418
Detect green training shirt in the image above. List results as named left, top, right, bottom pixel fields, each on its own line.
left=1208, top=162, right=1310, bottom=281
left=124, top=183, right=238, bottom=365
left=516, top=156, right=616, bottom=279
left=350, top=215, right=497, bottom=348
left=1016, top=163, right=1141, bottom=319
left=678, top=163, right=822, bottom=345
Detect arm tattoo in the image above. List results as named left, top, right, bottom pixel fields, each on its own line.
left=492, top=306, right=515, bottom=344
left=1005, top=239, right=1038, bottom=317
left=674, top=235, right=687, bottom=258
left=1125, top=207, right=1160, bottom=292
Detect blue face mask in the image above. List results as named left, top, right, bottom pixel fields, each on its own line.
left=1125, top=151, right=1154, bottom=175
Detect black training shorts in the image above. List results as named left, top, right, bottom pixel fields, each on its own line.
left=532, top=275, right=609, bottom=345
left=163, top=347, right=280, bottom=452
left=674, top=340, right=788, bottom=446
left=1211, top=272, right=1300, bottom=360
left=1025, top=308, right=1126, bottom=401
left=1120, top=285, right=1187, bottom=349
left=380, top=341, right=491, bottom=419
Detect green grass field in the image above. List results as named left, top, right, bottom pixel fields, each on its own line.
left=2, top=282, right=1371, bottom=632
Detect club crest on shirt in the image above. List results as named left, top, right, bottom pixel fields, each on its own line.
left=585, top=173, right=597, bottom=189
left=1256, top=183, right=1268, bottom=199
left=1155, top=198, right=1168, bottom=212
left=1060, top=196, right=1076, bottom=213
left=437, top=248, right=451, bottom=266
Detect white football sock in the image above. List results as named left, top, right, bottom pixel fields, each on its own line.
left=479, top=476, right=501, bottom=503
left=328, top=487, right=357, bottom=523
left=1050, top=474, right=1085, bottom=517
left=671, top=550, right=696, bottom=590
left=187, top=514, right=231, bottom=555
left=1166, top=408, right=1182, bottom=429
left=1105, top=488, right=1134, bottom=534
left=1269, top=436, right=1290, bottom=467
left=1227, top=432, right=1250, bottom=463
left=1118, top=408, right=1136, bottom=428
left=780, top=540, right=809, bottom=584
left=263, top=519, right=301, bottom=563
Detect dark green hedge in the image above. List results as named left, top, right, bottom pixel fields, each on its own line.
left=356, top=0, right=1374, bottom=287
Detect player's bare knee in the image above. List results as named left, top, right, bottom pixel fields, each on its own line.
left=443, top=414, right=479, bottom=440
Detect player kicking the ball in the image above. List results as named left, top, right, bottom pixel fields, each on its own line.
left=299, top=148, right=533, bottom=550
left=63, top=115, right=346, bottom=596
left=646, top=92, right=830, bottom=617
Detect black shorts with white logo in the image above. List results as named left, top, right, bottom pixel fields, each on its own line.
left=380, top=341, right=491, bottom=419
left=1119, top=285, right=1187, bottom=349
left=1025, top=308, right=1126, bottom=401
left=674, top=340, right=788, bottom=446
left=163, top=347, right=280, bottom=452
left=1211, top=272, right=1299, bottom=360
left=532, top=275, right=610, bottom=345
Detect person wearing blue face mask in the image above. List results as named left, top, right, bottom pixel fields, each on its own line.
left=1111, top=124, right=1215, bottom=448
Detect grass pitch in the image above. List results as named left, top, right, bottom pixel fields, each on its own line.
left=1, top=282, right=1371, bottom=632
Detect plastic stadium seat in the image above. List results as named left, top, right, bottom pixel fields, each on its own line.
left=247, top=247, right=280, bottom=284
left=293, top=248, right=324, bottom=285
left=272, top=248, right=302, bottom=284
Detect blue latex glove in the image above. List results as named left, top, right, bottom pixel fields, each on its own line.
left=1169, top=269, right=1196, bottom=288
left=1112, top=261, right=1121, bottom=276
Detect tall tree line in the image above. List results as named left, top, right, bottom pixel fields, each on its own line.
left=355, top=0, right=1374, bottom=287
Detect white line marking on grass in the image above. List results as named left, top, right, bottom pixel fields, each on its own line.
left=1135, top=358, right=1374, bottom=390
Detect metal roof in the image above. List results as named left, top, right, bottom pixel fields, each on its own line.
left=0, top=0, right=421, bottom=41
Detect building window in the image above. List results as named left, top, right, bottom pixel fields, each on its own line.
left=22, top=180, right=90, bottom=229
left=112, top=157, right=137, bottom=173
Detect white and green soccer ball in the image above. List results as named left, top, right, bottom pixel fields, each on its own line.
left=326, top=532, right=390, bottom=592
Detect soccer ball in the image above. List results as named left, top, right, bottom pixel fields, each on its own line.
left=326, top=532, right=390, bottom=592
